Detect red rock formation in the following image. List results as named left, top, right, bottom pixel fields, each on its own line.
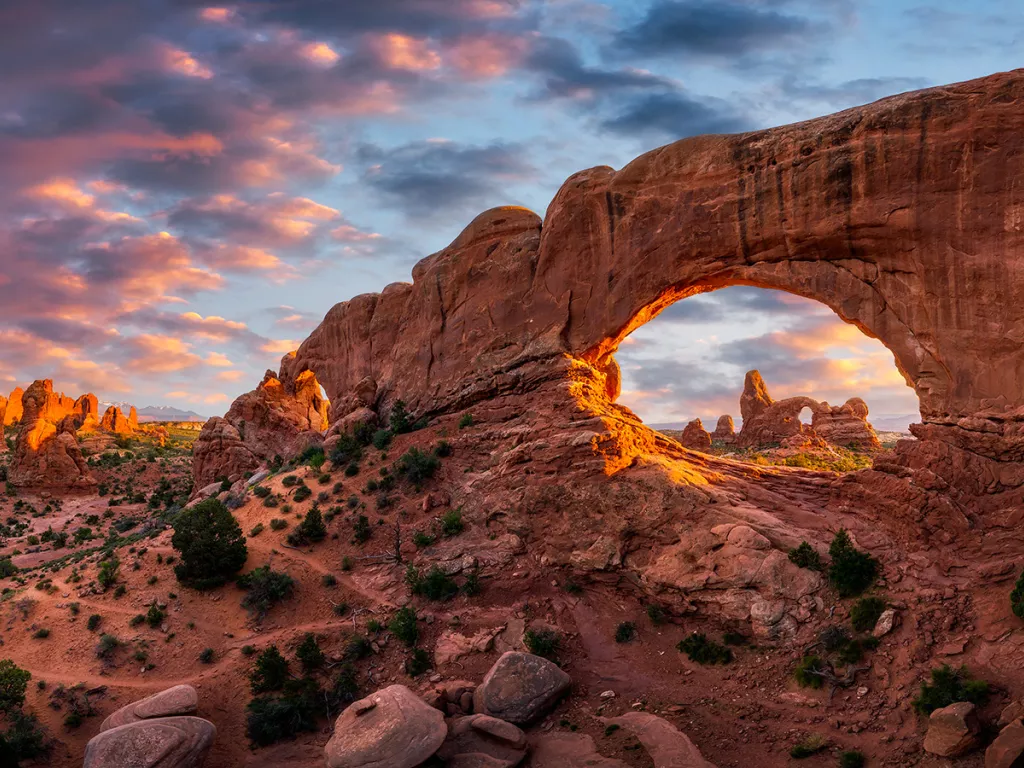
left=204, top=70, right=1024, bottom=522
left=679, top=418, right=712, bottom=451
left=0, top=394, right=6, bottom=448
left=128, top=405, right=139, bottom=431
left=100, top=406, right=134, bottom=435
left=735, top=372, right=818, bottom=448
left=711, top=415, right=736, bottom=444
left=4, top=387, right=23, bottom=425
left=191, top=369, right=328, bottom=490
left=739, top=371, right=773, bottom=424
left=812, top=398, right=880, bottom=450
left=9, top=380, right=95, bottom=490
left=74, top=393, right=99, bottom=430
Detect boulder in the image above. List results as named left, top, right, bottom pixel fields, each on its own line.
left=986, top=718, right=1024, bottom=768
left=872, top=608, right=898, bottom=638
left=83, top=716, right=215, bottom=768
left=473, top=652, right=571, bottom=725
left=811, top=398, right=880, bottom=450
left=923, top=701, right=980, bottom=757
left=324, top=685, right=446, bottom=768
left=101, top=405, right=134, bottom=434
left=679, top=419, right=711, bottom=451
left=529, top=732, right=627, bottom=767
left=605, top=712, right=717, bottom=767
left=100, top=685, right=199, bottom=732
left=436, top=714, right=527, bottom=767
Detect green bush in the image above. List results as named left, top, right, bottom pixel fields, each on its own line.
left=287, top=504, right=327, bottom=546
left=97, top=557, right=120, bottom=592
left=405, top=565, right=458, bottom=601
left=614, top=621, right=636, bottom=643
left=677, top=633, right=732, bottom=665
left=31, top=628, right=49, bottom=640
left=794, top=655, right=826, bottom=689
left=405, top=648, right=431, bottom=677
left=1011, top=568, right=1024, bottom=619
left=246, top=680, right=319, bottom=746
left=171, top=498, right=248, bottom=589
left=458, top=413, right=474, bottom=429
left=839, top=750, right=866, bottom=767
left=389, top=401, right=412, bottom=434
left=462, top=570, right=481, bottom=597
left=790, top=734, right=829, bottom=758
left=250, top=646, right=290, bottom=694
left=828, top=530, right=877, bottom=597
left=395, top=448, right=439, bottom=485
left=434, top=440, right=452, bottom=458
left=789, top=541, right=822, bottom=571
left=327, top=664, right=359, bottom=708
left=146, top=604, right=166, bottom=628
left=270, top=518, right=287, bottom=531
left=0, top=659, right=31, bottom=713
left=296, top=633, right=325, bottom=672
left=646, top=604, right=666, bottom=625
left=199, top=648, right=214, bottom=664
left=353, top=515, right=371, bottom=543
left=388, top=607, right=419, bottom=647
left=321, top=574, right=337, bottom=587
left=440, top=508, right=464, bottom=537
left=292, top=485, right=312, bottom=502
left=912, top=665, right=989, bottom=715
left=253, top=485, right=271, bottom=499
left=345, top=635, right=373, bottom=661
left=849, top=596, right=886, bottom=632
left=0, top=558, right=17, bottom=578
left=95, top=634, right=120, bottom=659
left=524, top=628, right=561, bottom=661
left=371, top=430, right=392, bottom=450
left=238, top=567, right=295, bottom=619
left=249, top=523, right=265, bottom=537
left=412, top=530, right=434, bottom=548
left=86, top=614, right=101, bottom=632
left=330, top=434, right=364, bottom=467
left=282, top=475, right=299, bottom=488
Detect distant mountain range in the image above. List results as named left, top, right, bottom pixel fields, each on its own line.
left=99, top=402, right=207, bottom=423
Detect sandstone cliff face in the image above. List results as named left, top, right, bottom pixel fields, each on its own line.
left=812, top=398, right=881, bottom=450
left=4, top=387, right=23, bottom=425
left=191, top=369, right=329, bottom=490
left=74, top=393, right=99, bottom=430
left=679, top=418, right=712, bottom=451
left=9, top=380, right=95, bottom=490
left=100, top=405, right=134, bottom=435
left=0, top=394, right=6, bottom=447
left=712, top=415, right=736, bottom=444
left=201, top=70, right=1024, bottom=518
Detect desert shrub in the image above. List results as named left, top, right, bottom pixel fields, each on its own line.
left=462, top=570, right=481, bottom=597
left=249, top=523, right=265, bottom=537
left=95, top=634, right=120, bottom=659
left=330, top=434, right=364, bottom=467
left=412, top=530, right=434, bottom=548
left=0, top=659, right=31, bottom=713
left=395, top=448, right=440, bottom=486
left=129, top=614, right=145, bottom=627
left=790, top=733, right=829, bottom=758
left=614, top=621, right=636, bottom=643
left=794, top=655, right=826, bottom=688
left=321, top=574, right=337, bottom=587
left=303, top=448, right=326, bottom=471
left=850, top=596, right=886, bottom=632
left=819, top=625, right=852, bottom=653
left=282, top=475, right=299, bottom=488
left=388, top=606, right=419, bottom=647
left=199, top=648, right=214, bottom=664
left=0, top=558, right=17, bottom=578
left=371, top=430, right=392, bottom=450
left=828, top=530, right=877, bottom=597
left=31, top=628, right=49, bottom=640
left=86, top=614, right=101, bottom=632
left=287, top=504, right=327, bottom=546
left=345, top=635, right=373, bottom=662
left=789, top=541, right=822, bottom=571
left=296, top=633, right=325, bottom=672
left=238, top=567, right=295, bottom=618
left=389, top=400, right=412, bottom=434
left=677, top=633, right=732, bottom=665
left=524, top=628, right=561, bottom=661
left=352, top=515, right=372, bottom=544
left=646, top=604, right=666, bottom=625
left=1011, top=568, right=1024, bottom=619
left=434, top=440, right=452, bottom=458
left=458, top=413, right=474, bottom=429
left=405, top=648, right=431, bottom=677
left=912, top=664, right=989, bottom=715
left=839, top=750, right=866, bottom=768
left=97, top=557, right=119, bottom=592
left=722, top=631, right=748, bottom=646
left=146, top=605, right=166, bottom=628
left=440, top=508, right=464, bottom=537
left=327, top=664, right=359, bottom=708
left=405, top=565, right=458, bottom=601
left=250, top=646, right=290, bottom=694
left=246, top=679, right=319, bottom=747
left=292, top=485, right=312, bottom=503
left=344, top=462, right=359, bottom=477
left=270, top=518, right=287, bottom=531
left=171, top=498, right=248, bottom=589
left=253, top=485, right=271, bottom=499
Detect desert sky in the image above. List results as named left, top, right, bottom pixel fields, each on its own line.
left=0, top=1, right=1018, bottom=427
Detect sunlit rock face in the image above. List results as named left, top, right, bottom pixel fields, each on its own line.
left=9, top=380, right=95, bottom=490
left=202, top=70, right=1024, bottom=519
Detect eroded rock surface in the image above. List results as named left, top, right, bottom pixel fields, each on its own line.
left=529, top=732, right=627, bottom=767
left=711, top=415, right=735, bottom=444
left=100, top=685, right=199, bottom=732
left=923, top=702, right=980, bottom=757
left=436, top=714, right=527, bottom=767
left=9, top=380, right=94, bottom=490
left=605, top=712, right=717, bottom=768
left=679, top=419, right=712, bottom=451
left=83, top=716, right=215, bottom=768
left=3, top=387, right=22, bottom=425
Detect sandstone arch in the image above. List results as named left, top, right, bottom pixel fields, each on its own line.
left=201, top=69, right=1024, bottom=508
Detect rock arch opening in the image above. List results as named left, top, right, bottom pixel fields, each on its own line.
left=614, top=285, right=919, bottom=455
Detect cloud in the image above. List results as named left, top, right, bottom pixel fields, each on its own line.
left=600, top=90, right=749, bottom=139
left=613, top=0, right=819, bottom=62
left=357, top=139, right=535, bottom=217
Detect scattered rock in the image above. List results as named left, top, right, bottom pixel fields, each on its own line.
left=473, top=652, right=571, bottom=725
left=436, top=714, right=527, bottom=768
left=872, top=608, right=898, bottom=638
left=986, top=718, right=1024, bottom=768
left=923, top=702, right=980, bottom=757
left=324, top=685, right=446, bottom=768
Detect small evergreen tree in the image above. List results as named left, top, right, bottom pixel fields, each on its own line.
left=828, top=529, right=878, bottom=597
left=295, top=633, right=325, bottom=672
left=171, top=498, right=248, bottom=589
left=250, top=646, right=290, bottom=694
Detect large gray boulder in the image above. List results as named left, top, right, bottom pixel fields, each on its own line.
left=84, top=716, right=215, bottom=768
left=473, top=652, right=571, bottom=725
left=100, top=685, right=199, bottom=732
